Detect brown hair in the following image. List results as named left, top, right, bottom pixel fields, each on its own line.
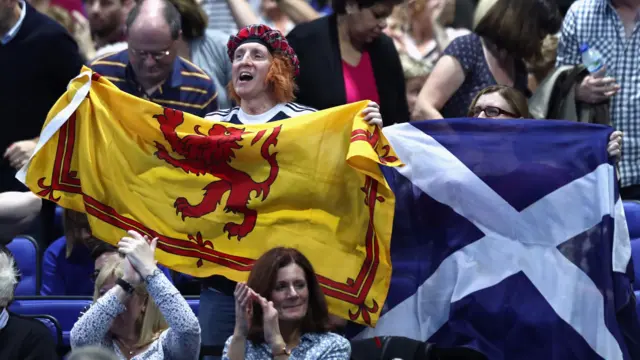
left=165, top=0, right=207, bottom=41
left=468, top=85, right=532, bottom=118
left=526, top=34, right=559, bottom=84
left=228, top=53, right=297, bottom=105
left=63, top=210, right=91, bottom=258
left=246, top=247, right=330, bottom=343
left=474, top=0, right=562, bottom=60
left=63, top=210, right=115, bottom=259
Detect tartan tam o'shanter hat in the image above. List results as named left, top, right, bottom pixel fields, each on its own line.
left=227, top=24, right=300, bottom=77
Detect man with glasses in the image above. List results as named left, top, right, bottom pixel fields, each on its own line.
left=90, top=0, right=219, bottom=117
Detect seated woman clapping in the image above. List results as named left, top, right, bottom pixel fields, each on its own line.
left=70, top=230, right=201, bottom=360
left=224, top=247, right=350, bottom=359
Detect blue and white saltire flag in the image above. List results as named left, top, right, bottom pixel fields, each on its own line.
left=356, top=119, right=640, bottom=359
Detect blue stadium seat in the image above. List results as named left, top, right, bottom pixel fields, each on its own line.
left=10, top=296, right=200, bottom=346
left=7, top=236, right=40, bottom=295
left=9, top=297, right=92, bottom=346
left=632, top=240, right=640, bottom=290
left=636, top=291, right=640, bottom=322
left=624, top=201, right=640, bottom=240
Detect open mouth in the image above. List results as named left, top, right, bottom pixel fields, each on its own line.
left=239, top=72, right=254, bottom=82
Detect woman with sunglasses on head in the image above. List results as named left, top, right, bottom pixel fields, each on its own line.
left=468, top=85, right=623, bottom=160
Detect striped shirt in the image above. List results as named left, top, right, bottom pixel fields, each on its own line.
left=205, top=102, right=316, bottom=124
left=89, top=50, right=219, bottom=117
left=556, top=0, right=640, bottom=187
left=200, top=0, right=261, bottom=35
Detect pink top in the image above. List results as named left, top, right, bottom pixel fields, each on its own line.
left=50, top=0, right=85, bottom=15
left=342, top=52, right=380, bottom=104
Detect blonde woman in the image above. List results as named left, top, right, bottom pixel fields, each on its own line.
left=70, top=230, right=200, bottom=359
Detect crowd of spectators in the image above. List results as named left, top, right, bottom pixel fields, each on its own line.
left=1, top=0, right=638, bottom=357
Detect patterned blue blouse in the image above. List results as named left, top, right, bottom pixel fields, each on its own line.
left=70, top=268, right=201, bottom=360
left=222, top=332, right=350, bottom=360
left=440, top=33, right=530, bottom=118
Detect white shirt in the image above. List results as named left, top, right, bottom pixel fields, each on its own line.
left=0, top=308, right=9, bottom=330
left=205, top=102, right=316, bottom=125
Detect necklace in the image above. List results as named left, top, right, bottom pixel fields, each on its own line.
left=116, top=338, right=141, bottom=358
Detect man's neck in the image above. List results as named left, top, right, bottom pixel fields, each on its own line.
left=240, top=94, right=278, bottom=115
left=94, top=27, right=125, bottom=50
left=176, top=38, right=191, bottom=60
left=0, top=3, right=22, bottom=38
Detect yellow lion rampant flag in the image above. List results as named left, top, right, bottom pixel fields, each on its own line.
left=18, top=66, right=402, bottom=325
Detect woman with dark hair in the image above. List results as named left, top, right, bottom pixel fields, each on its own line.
left=468, top=85, right=623, bottom=160
left=285, top=0, right=409, bottom=126
left=223, top=247, right=350, bottom=359
left=413, top=0, right=562, bottom=119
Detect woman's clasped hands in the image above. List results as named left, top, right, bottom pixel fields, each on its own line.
left=117, top=230, right=159, bottom=285
left=234, top=282, right=286, bottom=351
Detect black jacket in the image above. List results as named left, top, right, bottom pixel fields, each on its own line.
left=287, top=15, right=410, bottom=127
left=0, top=313, right=57, bottom=360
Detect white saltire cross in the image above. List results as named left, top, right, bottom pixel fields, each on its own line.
left=357, top=123, right=631, bottom=360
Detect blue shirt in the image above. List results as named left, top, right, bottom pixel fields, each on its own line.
left=41, top=236, right=96, bottom=296
left=222, top=332, right=351, bottom=360
left=0, top=0, right=26, bottom=45
left=89, top=50, right=219, bottom=117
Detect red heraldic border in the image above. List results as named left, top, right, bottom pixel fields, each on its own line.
left=36, top=110, right=393, bottom=325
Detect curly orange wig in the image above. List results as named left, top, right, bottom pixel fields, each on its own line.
left=228, top=53, right=298, bottom=105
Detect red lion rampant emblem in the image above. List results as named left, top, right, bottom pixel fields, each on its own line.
left=153, top=108, right=281, bottom=240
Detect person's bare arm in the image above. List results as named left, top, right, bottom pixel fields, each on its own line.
left=0, top=192, right=42, bottom=243
left=412, top=55, right=466, bottom=120
left=277, top=0, right=321, bottom=24
left=227, top=0, right=261, bottom=29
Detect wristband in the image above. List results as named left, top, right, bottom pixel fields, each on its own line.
left=116, top=278, right=135, bottom=294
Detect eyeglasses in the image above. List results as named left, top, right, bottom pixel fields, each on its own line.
left=130, top=48, right=171, bottom=61
left=469, top=106, right=519, bottom=118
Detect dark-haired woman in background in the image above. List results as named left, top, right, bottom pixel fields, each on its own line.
left=223, top=247, right=350, bottom=359
left=413, top=0, right=562, bottom=119
left=468, top=85, right=623, bottom=160
left=286, top=0, right=410, bottom=126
